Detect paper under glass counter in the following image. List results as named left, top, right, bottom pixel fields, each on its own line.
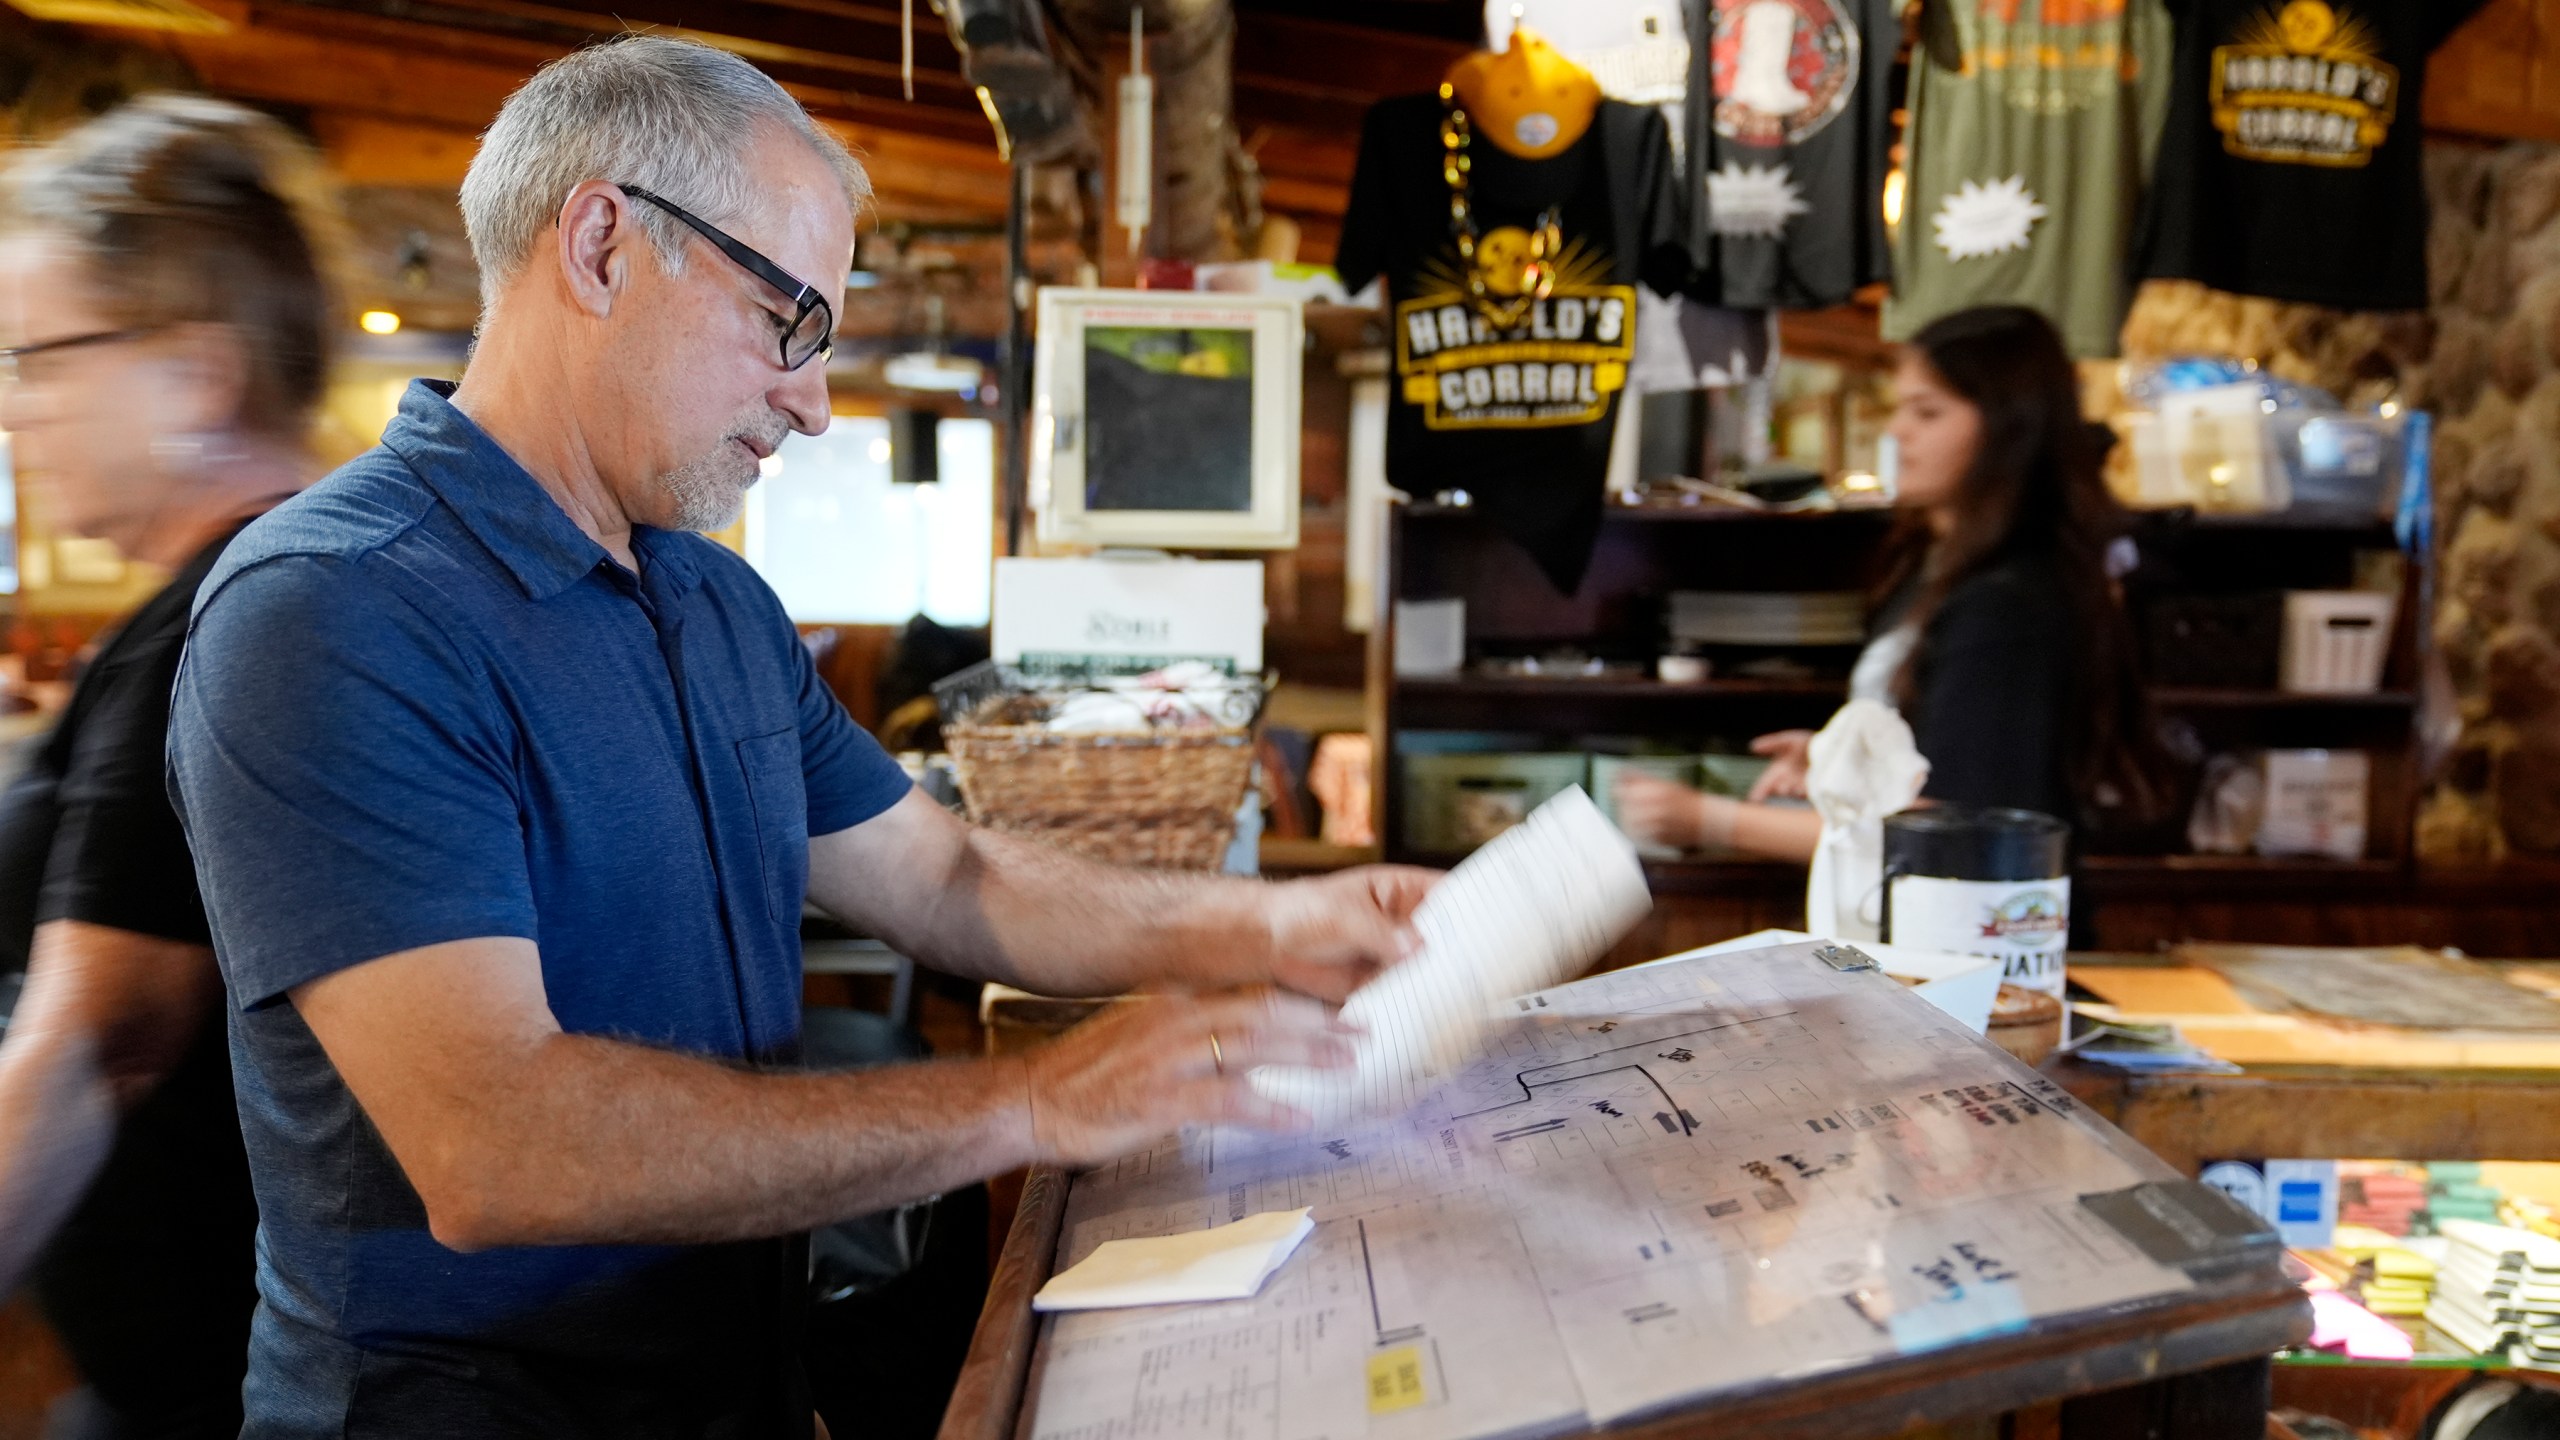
left=947, top=940, right=2307, bottom=1440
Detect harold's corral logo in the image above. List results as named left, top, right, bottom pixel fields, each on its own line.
left=1394, top=237, right=1635, bottom=432
left=1978, top=889, right=2068, bottom=944
left=2209, top=0, right=2399, bottom=167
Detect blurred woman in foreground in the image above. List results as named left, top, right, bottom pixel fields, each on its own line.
left=1617, top=305, right=2166, bottom=860
left=0, top=95, right=338, bottom=1438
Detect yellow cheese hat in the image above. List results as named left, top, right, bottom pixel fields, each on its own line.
left=1445, top=26, right=1600, bottom=160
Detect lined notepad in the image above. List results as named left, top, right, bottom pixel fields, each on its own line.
left=1032, top=1208, right=1316, bottom=1312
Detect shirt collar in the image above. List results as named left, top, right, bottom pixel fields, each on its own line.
left=381, top=379, right=614, bottom=602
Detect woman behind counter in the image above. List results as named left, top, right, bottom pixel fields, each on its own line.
left=0, top=97, right=338, bottom=1439
left=1617, top=305, right=2169, bottom=861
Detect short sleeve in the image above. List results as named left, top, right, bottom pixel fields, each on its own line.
left=1332, top=102, right=1399, bottom=296
left=41, top=639, right=207, bottom=945
left=792, top=622, right=912, bottom=837
left=168, top=556, right=538, bottom=1009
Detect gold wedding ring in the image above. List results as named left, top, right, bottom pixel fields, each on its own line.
left=1208, top=1030, right=1226, bottom=1077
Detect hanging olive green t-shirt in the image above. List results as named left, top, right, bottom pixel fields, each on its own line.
left=1882, top=0, right=2173, bottom=359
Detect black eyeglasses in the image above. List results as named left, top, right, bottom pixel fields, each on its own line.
left=0, top=328, right=157, bottom=383
left=617, top=183, right=834, bottom=372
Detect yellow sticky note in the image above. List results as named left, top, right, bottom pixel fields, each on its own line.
left=1366, top=1346, right=1427, bottom=1414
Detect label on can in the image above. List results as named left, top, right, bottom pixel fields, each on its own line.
left=1886, top=875, right=2072, bottom=998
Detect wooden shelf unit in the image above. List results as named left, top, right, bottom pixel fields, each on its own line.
left=1369, top=500, right=2435, bottom=941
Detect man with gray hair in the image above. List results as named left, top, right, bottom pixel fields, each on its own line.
left=168, top=35, right=1427, bottom=1438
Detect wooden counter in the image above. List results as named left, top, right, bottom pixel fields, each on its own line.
left=2050, top=1056, right=2560, bottom=1175
left=954, top=968, right=2314, bottom=1440
left=2049, top=953, right=2560, bottom=1174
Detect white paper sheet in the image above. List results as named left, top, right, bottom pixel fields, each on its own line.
left=1033, top=1206, right=1315, bottom=1312
left=1249, top=786, right=1651, bottom=1126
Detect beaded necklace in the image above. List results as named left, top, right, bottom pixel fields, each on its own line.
left=1437, top=81, right=1564, bottom=331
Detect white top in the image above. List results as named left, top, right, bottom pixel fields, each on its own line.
left=1847, top=621, right=1919, bottom=708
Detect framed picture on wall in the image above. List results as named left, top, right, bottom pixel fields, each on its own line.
left=1031, top=288, right=1302, bottom=550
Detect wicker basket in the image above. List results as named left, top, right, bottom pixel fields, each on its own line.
left=944, top=726, right=1255, bottom=870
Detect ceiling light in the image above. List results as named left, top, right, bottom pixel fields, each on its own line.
left=359, top=310, right=402, bottom=335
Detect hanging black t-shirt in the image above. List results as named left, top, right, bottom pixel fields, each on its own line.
left=1337, top=94, right=1695, bottom=595
left=1687, top=0, right=1898, bottom=308
left=0, top=522, right=261, bottom=1435
left=2135, top=0, right=2490, bottom=310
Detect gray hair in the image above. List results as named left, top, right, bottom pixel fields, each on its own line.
left=459, top=35, right=869, bottom=307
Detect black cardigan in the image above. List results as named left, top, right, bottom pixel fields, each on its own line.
left=1905, top=549, right=2078, bottom=825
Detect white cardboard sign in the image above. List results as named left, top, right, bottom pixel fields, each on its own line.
left=991, top=557, right=1265, bottom=672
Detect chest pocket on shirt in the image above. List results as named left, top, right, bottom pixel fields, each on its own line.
left=735, top=729, right=808, bottom=929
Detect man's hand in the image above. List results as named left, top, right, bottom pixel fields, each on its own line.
left=1022, top=990, right=1356, bottom=1167
left=1251, top=866, right=1436, bottom=1003
left=1747, top=729, right=1817, bottom=802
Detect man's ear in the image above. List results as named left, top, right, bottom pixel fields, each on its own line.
left=160, top=322, right=250, bottom=437
left=553, top=180, right=638, bottom=319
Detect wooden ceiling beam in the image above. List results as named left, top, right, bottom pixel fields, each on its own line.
left=309, top=114, right=484, bottom=185
left=1232, top=12, right=1463, bottom=105
left=175, top=18, right=526, bottom=128
left=241, top=2, right=996, bottom=143
left=173, top=22, right=1008, bottom=216
left=308, top=112, right=1010, bottom=217
left=91, top=0, right=1466, bottom=251
left=271, top=0, right=979, bottom=99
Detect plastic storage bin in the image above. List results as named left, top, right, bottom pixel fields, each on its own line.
left=2281, top=591, right=2396, bottom=694
left=1696, top=753, right=1775, bottom=798
left=1401, top=752, right=1588, bottom=854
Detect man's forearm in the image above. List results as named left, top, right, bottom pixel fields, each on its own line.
left=897, top=824, right=1268, bottom=996
left=0, top=1018, right=119, bottom=1294
left=0, top=923, right=215, bottom=1293
left=422, top=1036, right=1040, bottom=1250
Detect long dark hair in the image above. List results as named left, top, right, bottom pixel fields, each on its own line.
left=1884, top=305, right=2173, bottom=830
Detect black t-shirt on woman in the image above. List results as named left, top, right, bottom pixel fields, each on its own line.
left=0, top=522, right=260, bottom=1435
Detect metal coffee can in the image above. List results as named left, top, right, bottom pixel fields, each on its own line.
left=1880, top=807, right=2072, bottom=999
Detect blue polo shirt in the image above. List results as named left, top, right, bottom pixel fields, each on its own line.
left=167, top=380, right=912, bottom=1438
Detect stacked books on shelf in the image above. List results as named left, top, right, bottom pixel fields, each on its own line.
left=2425, top=1220, right=2560, bottom=1369
left=2339, top=1163, right=2428, bottom=1236
left=2336, top=1227, right=2435, bottom=1318
left=2430, top=1162, right=2505, bottom=1228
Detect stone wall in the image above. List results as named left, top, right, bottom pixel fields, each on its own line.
left=2414, top=141, right=2560, bottom=862
left=2118, top=140, right=2560, bottom=864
